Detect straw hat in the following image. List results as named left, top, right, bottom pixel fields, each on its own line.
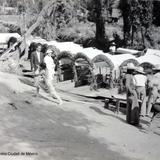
left=127, top=63, right=135, bottom=70
left=136, top=66, right=145, bottom=74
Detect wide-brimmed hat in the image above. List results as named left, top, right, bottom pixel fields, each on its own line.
left=153, top=64, right=160, bottom=71
left=46, top=49, right=53, bottom=54
left=136, top=66, right=145, bottom=74
left=127, top=63, right=136, bottom=70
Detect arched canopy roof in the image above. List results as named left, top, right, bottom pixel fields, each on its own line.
left=109, top=54, right=136, bottom=69
left=139, top=62, right=155, bottom=69
left=74, top=52, right=92, bottom=67
left=47, top=41, right=83, bottom=55
left=26, top=36, right=47, bottom=46
left=73, top=47, right=104, bottom=66
left=119, top=58, right=139, bottom=68
left=138, top=54, right=160, bottom=67
left=0, top=33, right=21, bottom=44
left=91, top=54, right=114, bottom=70
left=145, top=48, right=160, bottom=57
left=57, top=51, right=73, bottom=61
left=81, top=47, right=104, bottom=60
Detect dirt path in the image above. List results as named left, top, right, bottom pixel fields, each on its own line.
left=0, top=72, right=160, bottom=160
left=0, top=83, right=133, bottom=160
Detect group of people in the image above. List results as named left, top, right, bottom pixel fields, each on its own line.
left=28, top=42, right=160, bottom=119
left=30, top=43, right=63, bottom=105
left=125, top=63, right=160, bottom=125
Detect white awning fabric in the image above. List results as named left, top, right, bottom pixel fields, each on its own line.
left=0, top=33, right=21, bottom=44
left=138, top=54, right=160, bottom=66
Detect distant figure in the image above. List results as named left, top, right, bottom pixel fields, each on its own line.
left=118, top=68, right=126, bottom=94
left=7, top=37, right=18, bottom=53
left=44, top=49, right=63, bottom=105
left=146, top=68, right=154, bottom=97
left=7, top=37, right=17, bottom=49
left=28, top=42, right=37, bottom=60
left=109, top=42, right=116, bottom=54
left=30, top=43, right=44, bottom=96
left=146, top=65, right=160, bottom=117
left=125, top=63, right=139, bottom=125
left=134, top=67, right=147, bottom=117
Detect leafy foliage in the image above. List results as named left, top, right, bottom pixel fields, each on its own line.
left=119, top=0, right=153, bottom=49
left=153, top=1, right=160, bottom=26
left=2, top=0, right=160, bottom=50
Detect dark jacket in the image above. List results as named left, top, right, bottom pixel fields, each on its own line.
left=30, top=51, right=44, bottom=71
left=126, top=74, right=136, bottom=96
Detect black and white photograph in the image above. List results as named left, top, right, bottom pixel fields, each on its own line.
left=0, top=0, right=160, bottom=160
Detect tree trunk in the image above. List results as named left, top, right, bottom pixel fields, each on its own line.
left=96, top=17, right=105, bottom=42
left=95, top=0, right=105, bottom=43
left=141, top=27, right=145, bottom=47
left=131, top=26, right=134, bottom=46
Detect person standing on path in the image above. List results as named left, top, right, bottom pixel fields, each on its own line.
left=28, top=42, right=37, bottom=70
left=125, top=63, right=139, bottom=125
left=146, top=65, right=160, bottom=116
left=30, top=43, right=44, bottom=96
left=134, top=67, right=147, bottom=117
left=44, top=49, right=63, bottom=105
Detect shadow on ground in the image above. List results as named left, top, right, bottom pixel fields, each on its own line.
left=0, top=84, right=137, bottom=160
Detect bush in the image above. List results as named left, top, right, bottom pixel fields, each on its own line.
left=56, top=22, right=95, bottom=44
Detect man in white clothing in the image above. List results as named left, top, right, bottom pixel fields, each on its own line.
left=134, top=66, right=147, bottom=117
left=109, top=42, right=116, bottom=54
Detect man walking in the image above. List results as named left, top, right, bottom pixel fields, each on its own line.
left=30, top=43, right=44, bottom=96
left=44, top=49, right=63, bottom=105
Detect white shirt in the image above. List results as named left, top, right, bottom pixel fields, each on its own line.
left=152, top=73, right=160, bottom=90
left=109, top=46, right=116, bottom=52
left=134, top=74, right=147, bottom=87
left=154, top=72, right=160, bottom=79
left=44, top=55, right=55, bottom=81
left=36, top=51, right=41, bottom=63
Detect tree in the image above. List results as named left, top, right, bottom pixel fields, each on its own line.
left=153, top=1, right=160, bottom=26
left=139, top=0, right=153, bottom=47
left=119, top=0, right=153, bottom=49
left=6, top=0, right=17, bottom=7
left=119, top=0, right=132, bottom=45
left=87, top=0, right=112, bottom=50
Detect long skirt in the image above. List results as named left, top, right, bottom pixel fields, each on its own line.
left=126, top=90, right=140, bottom=125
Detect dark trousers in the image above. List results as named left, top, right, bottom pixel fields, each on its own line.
left=126, top=90, right=140, bottom=125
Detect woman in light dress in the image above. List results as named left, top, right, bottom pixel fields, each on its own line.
left=43, top=49, right=63, bottom=105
